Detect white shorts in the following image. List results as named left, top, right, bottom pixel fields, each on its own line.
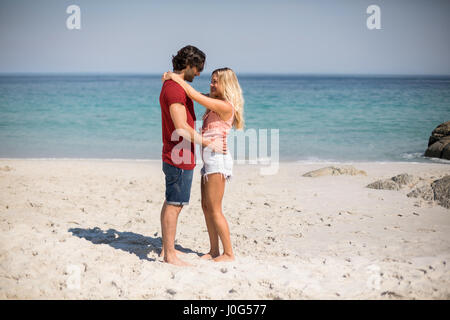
left=200, top=147, right=233, bottom=182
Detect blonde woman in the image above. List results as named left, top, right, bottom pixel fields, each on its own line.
left=162, top=67, right=244, bottom=262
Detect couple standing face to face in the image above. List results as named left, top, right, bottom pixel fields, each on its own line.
left=159, top=45, right=240, bottom=265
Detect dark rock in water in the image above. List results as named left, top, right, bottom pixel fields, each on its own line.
left=366, top=173, right=416, bottom=190
left=442, top=144, right=450, bottom=160
left=425, top=121, right=450, bottom=160
left=429, top=121, right=450, bottom=141
left=426, top=136, right=450, bottom=158
left=431, top=175, right=450, bottom=209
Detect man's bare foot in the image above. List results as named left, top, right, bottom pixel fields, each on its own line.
left=200, top=251, right=220, bottom=260
left=159, top=248, right=185, bottom=258
left=164, top=256, right=192, bottom=267
left=213, top=253, right=235, bottom=262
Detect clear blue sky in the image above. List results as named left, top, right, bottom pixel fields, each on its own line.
left=0, top=0, right=449, bottom=75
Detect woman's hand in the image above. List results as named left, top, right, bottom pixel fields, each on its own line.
left=161, top=71, right=173, bottom=83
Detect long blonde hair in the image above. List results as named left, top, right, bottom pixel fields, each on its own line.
left=212, top=68, right=245, bottom=129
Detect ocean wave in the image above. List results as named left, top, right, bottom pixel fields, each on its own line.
left=400, top=152, right=424, bottom=160
left=428, top=157, right=450, bottom=164
left=401, top=152, right=450, bottom=164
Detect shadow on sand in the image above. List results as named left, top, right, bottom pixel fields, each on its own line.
left=68, top=227, right=200, bottom=262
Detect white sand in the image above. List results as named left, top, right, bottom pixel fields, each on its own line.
left=0, top=159, right=449, bottom=299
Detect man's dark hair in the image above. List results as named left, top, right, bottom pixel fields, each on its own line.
left=172, top=45, right=206, bottom=72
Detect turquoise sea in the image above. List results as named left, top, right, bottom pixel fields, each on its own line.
left=0, top=74, right=449, bottom=163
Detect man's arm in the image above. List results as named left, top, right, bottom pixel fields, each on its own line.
left=169, top=103, right=206, bottom=146
left=169, top=103, right=226, bottom=153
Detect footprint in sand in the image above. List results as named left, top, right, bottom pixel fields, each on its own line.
left=416, top=228, right=436, bottom=233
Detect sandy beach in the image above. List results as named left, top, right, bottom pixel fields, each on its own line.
left=0, top=159, right=449, bottom=299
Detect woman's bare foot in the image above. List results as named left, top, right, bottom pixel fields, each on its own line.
left=200, top=251, right=220, bottom=260
left=213, top=253, right=235, bottom=262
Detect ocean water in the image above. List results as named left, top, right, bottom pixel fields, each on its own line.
left=0, top=74, right=449, bottom=163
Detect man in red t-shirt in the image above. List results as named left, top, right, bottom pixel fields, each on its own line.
left=159, top=45, right=221, bottom=266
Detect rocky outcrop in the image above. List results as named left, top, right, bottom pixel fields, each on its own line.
left=431, top=175, right=450, bottom=209
left=366, top=179, right=399, bottom=190
left=366, top=173, right=416, bottom=190
left=406, top=185, right=434, bottom=201
left=425, top=121, right=450, bottom=160
left=405, top=175, right=450, bottom=209
left=367, top=173, right=450, bottom=209
left=302, top=166, right=367, bottom=177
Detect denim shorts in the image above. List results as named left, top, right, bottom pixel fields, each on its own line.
left=200, top=147, right=233, bottom=182
left=162, top=161, right=194, bottom=206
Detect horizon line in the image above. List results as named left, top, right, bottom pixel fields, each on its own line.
left=1, top=72, right=450, bottom=78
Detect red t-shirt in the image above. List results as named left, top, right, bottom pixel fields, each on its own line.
left=159, top=80, right=196, bottom=170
